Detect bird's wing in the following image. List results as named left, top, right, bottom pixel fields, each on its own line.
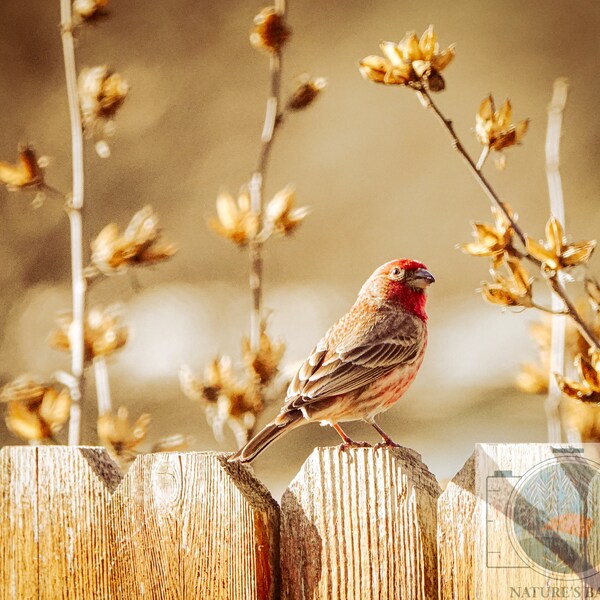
left=285, top=309, right=425, bottom=409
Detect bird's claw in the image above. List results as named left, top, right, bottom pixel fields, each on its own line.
left=337, top=440, right=371, bottom=455
left=374, top=440, right=402, bottom=450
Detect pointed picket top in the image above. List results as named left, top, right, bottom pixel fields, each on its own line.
left=280, top=446, right=441, bottom=600
left=0, top=445, right=121, bottom=599
left=109, top=450, right=280, bottom=599
left=0, top=447, right=280, bottom=600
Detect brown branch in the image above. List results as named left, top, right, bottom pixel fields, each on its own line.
left=415, top=86, right=600, bottom=353
left=248, top=41, right=285, bottom=351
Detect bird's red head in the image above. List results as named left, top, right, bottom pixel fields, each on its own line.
left=359, top=258, right=435, bottom=321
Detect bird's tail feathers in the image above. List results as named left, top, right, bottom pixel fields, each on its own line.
left=229, top=411, right=302, bottom=463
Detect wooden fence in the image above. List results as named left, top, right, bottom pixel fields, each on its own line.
left=1, top=444, right=599, bottom=599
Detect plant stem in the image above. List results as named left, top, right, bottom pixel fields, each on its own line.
left=544, top=77, right=569, bottom=443
left=416, top=88, right=526, bottom=247
left=93, top=357, right=112, bottom=415
left=248, top=42, right=284, bottom=351
left=530, top=302, right=568, bottom=316
left=415, top=86, right=600, bottom=353
left=61, top=0, right=86, bottom=445
left=476, top=146, right=489, bottom=171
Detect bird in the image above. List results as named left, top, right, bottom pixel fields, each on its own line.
left=229, top=258, right=434, bottom=463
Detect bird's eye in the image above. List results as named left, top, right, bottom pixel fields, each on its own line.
left=390, top=267, right=404, bottom=280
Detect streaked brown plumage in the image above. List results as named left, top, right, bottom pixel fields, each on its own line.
left=229, top=258, right=434, bottom=462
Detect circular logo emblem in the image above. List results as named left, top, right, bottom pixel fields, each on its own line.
left=507, top=454, right=600, bottom=580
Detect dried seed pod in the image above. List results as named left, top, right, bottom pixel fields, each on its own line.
left=264, top=185, right=309, bottom=237
left=209, top=189, right=259, bottom=247
left=73, top=0, right=109, bottom=21
left=49, top=306, right=128, bottom=362
left=97, top=406, right=150, bottom=462
left=526, top=216, right=596, bottom=272
left=250, top=7, right=291, bottom=53
left=89, top=206, right=176, bottom=275
left=78, top=66, right=128, bottom=140
left=475, top=95, right=529, bottom=153
left=286, top=76, right=326, bottom=111
left=359, top=26, right=454, bottom=90
left=0, top=145, right=45, bottom=191
left=2, top=377, right=71, bottom=442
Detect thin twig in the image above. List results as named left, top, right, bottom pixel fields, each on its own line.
left=531, top=302, right=568, bottom=316
left=61, top=0, right=86, bottom=445
left=476, top=146, right=489, bottom=171
left=545, top=77, right=569, bottom=443
left=416, top=86, right=600, bottom=353
left=248, top=32, right=285, bottom=351
left=93, top=357, right=112, bottom=415
left=416, top=87, right=526, bottom=247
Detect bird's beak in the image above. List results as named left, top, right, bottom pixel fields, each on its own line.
left=410, top=268, right=435, bottom=289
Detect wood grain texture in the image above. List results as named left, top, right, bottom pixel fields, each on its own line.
left=438, top=443, right=600, bottom=599
left=0, top=446, right=38, bottom=600
left=0, top=446, right=120, bottom=600
left=280, top=446, right=441, bottom=600
left=437, top=452, right=476, bottom=600
left=108, top=451, right=280, bottom=599
left=36, top=446, right=121, bottom=600
left=0, top=448, right=279, bottom=600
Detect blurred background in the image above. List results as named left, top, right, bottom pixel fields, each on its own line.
left=0, top=0, right=599, bottom=497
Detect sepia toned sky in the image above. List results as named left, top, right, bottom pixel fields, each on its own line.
left=0, top=0, right=599, bottom=496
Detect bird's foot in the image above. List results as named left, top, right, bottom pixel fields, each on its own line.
left=374, top=439, right=402, bottom=450
left=337, top=440, right=371, bottom=455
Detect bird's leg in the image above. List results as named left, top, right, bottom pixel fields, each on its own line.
left=364, top=418, right=402, bottom=449
left=332, top=423, right=371, bottom=452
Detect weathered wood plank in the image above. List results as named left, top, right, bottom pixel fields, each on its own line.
left=36, top=447, right=121, bottom=600
left=438, top=443, right=600, bottom=599
left=280, top=446, right=441, bottom=600
left=0, top=446, right=38, bottom=600
left=437, top=452, right=476, bottom=600
left=108, top=451, right=280, bottom=599
left=0, top=446, right=121, bottom=600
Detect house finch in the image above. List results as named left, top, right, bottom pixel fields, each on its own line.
left=229, top=258, right=434, bottom=463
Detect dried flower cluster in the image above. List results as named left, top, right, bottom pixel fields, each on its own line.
left=359, top=25, right=600, bottom=442
left=462, top=210, right=596, bottom=312
left=210, top=185, right=309, bottom=246
left=78, top=65, right=128, bottom=149
left=518, top=293, right=600, bottom=441
left=460, top=206, right=514, bottom=268
left=97, top=406, right=150, bottom=464
left=181, top=326, right=285, bottom=447
left=209, top=189, right=258, bottom=247
left=250, top=7, right=291, bottom=53
left=0, top=3, right=183, bottom=457
left=480, top=259, right=533, bottom=309
left=242, top=327, right=285, bottom=385
left=73, top=0, right=109, bottom=21
left=286, top=76, right=327, bottom=112
left=558, top=353, right=600, bottom=404
left=526, top=216, right=596, bottom=274
left=88, top=205, right=177, bottom=276
left=0, top=146, right=45, bottom=191
left=265, top=186, right=310, bottom=236
left=49, top=306, right=127, bottom=363
left=196, top=5, right=323, bottom=447
left=475, top=96, right=529, bottom=153
left=359, top=26, right=454, bottom=91
left=1, top=377, right=71, bottom=442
